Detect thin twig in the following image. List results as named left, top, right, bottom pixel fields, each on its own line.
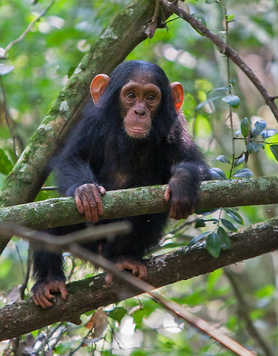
left=71, top=244, right=256, bottom=355
left=225, top=268, right=274, bottom=356
left=68, top=329, right=93, bottom=356
left=0, top=78, right=24, bottom=158
left=3, top=0, right=56, bottom=57
left=219, top=0, right=236, bottom=178
left=20, top=246, right=32, bottom=299
left=0, top=222, right=131, bottom=250
left=161, top=0, right=278, bottom=122
left=40, top=186, right=58, bottom=191
left=166, top=218, right=197, bottom=236
left=35, top=324, right=68, bottom=354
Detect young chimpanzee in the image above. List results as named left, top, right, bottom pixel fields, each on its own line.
left=32, top=60, right=210, bottom=308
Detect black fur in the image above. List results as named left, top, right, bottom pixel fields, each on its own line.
left=33, top=60, right=210, bottom=286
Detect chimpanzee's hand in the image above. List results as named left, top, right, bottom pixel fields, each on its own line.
left=75, top=183, right=106, bottom=223
left=32, top=279, right=68, bottom=309
left=164, top=174, right=198, bottom=220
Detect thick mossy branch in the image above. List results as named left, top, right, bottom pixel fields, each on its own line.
left=0, top=0, right=155, bottom=207
left=0, top=0, right=156, bottom=253
left=0, top=176, right=277, bottom=230
left=0, top=217, right=278, bottom=341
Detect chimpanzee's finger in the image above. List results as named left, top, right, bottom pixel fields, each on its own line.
left=99, top=186, right=106, bottom=195
left=92, top=184, right=104, bottom=217
left=164, top=186, right=171, bottom=202
left=75, top=188, right=84, bottom=214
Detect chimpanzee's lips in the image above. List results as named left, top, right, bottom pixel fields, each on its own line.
left=128, top=128, right=148, bottom=137
left=130, top=128, right=145, bottom=134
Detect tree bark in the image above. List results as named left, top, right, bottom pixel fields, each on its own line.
left=0, top=176, right=277, bottom=230
left=0, top=0, right=156, bottom=254
left=0, top=217, right=278, bottom=341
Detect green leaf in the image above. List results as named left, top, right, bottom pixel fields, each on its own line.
left=250, top=309, right=265, bottom=320
left=261, top=129, right=278, bottom=139
left=216, top=155, right=230, bottom=164
left=251, top=15, right=274, bottom=36
left=0, top=259, right=12, bottom=278
left=131, top=351, right=148, bottom=356
left=240, top=117, right=251, bottom=137
left=255, top=285, right=275, bottom=298
left=67, top=65, right=75, bottom=78
left=265, top=133, right=278, bottom=144
left=234, top=153, right=246, bottom=167
left=225, top=208, right=244, bottom=225
left=247, top=141, right=263, bottom=153
left=188, top=231, right=210, bottom=247
left=0, top=149, right=13, bottom=175
left=270, top=145, right=278, bottom=161
left=183, top=93, right=197, bottom=120
left=206, top=232, right=221, bottom=258
left=207, top=269, right=223, bottom=291
left=195, top=79, right=213, bottom=92
left=195, top=218, right=206, bottom=228
left=0, top=64, right=14, bottom=76
left=222, top=95, right=240, bottom=108
left=109, top=307, right=127, bottom=323
left=233, top=168, right=253, bottom=178
left=226, top=14, right=235, bottom=23
left=221, top=218, right=237, bottom=232
left=209, top=167, right=226, bottom=179
left=252, top=120, right=266, bottom=137
left=217, top=226, right=231, bottom=249
left=132, top=309, right=146, bottom=328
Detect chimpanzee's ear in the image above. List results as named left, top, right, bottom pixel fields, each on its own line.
left=90, top=74, right=110, bottom=104
left=170, top=82, right=184, bottom=112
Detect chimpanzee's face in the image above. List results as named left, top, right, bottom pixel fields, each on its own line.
left=119, top=75, right=162, bottom=139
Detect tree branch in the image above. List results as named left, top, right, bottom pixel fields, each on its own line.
left=0, top=0, right=156, bottom=254
left=0, top=176, right=277, bottom=230
left=161, top=0, right=278, bottom=121
left=0, top=216, right=277, bottom=341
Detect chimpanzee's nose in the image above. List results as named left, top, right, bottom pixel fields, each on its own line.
left=135, top=108, right=146, bottom=116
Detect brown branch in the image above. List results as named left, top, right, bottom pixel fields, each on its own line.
left=161, top=0, right=278, bottom=122
left=0, top=224, right=261, bottom=355
left=0, top=78, right=24, bottom=157
left=0, top=177, right=277, bottom=230
left=0, top=216, right=277, bottom=346
left=71, top=244, right=255, bottom=356
left=0, top=222, right=131, bottom=252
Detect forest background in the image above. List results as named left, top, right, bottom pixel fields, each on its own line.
left=0, top=0, right=278, bottom=355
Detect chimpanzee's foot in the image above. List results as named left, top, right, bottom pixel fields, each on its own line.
left=32, top=279, right=68, bottom=309
left=105, top=259, right=147, bottom=284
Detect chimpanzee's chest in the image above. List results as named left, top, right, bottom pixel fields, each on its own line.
left=95, top=152, right=168, bottom=190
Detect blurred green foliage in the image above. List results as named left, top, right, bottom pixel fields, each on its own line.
left=1, top=0, right=278, bottom=355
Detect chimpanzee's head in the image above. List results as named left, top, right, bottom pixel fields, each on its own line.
left=90, top=61, right=184, bottom=139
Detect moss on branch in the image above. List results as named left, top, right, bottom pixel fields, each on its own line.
left=0, top=176, right=277, bottom=230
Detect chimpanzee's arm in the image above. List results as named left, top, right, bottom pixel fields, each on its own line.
left=165, top=135, right=210, bottom=219
left=54, top=107, right=106, bottom=222
left=54, top=112, right=99, bottom=197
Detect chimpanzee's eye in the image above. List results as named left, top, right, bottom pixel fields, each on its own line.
left=146, top=93, right=156, bottom=102
left=127, top=91, right=136, bottom=99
